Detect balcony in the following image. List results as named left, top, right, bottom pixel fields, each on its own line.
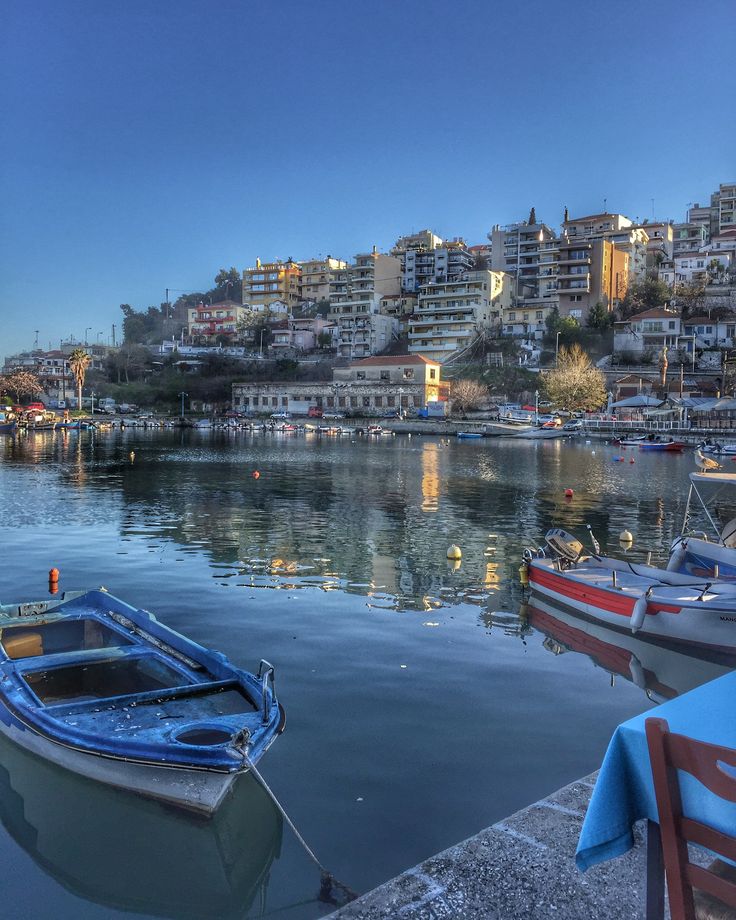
left=557, top=255, right=591, bottom=266
left=557, top=270, right=591, bottom=281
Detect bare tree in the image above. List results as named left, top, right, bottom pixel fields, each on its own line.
left=543, top=344, right=607, bottom=411
left=0, top=370, right=43, bottom=403
left=451, top=378, right=488, bottom=414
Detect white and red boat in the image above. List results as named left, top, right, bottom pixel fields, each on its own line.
left=524, top=527, right=736, bottom=655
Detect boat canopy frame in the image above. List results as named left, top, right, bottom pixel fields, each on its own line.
left=681, top=472, right=736, bottom=544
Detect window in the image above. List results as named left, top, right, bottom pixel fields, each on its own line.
left=380, top=370, right=390, bottom=380
left=356, top=371, right=366, bottom=380
left=363, top=396, right=370, bottom=407
left=536, top=311, right=543, bottom=320
left=429, top=368, right=436, bottom=379
left=281, top=397, right=288, bottom=406
left=338, top=396, right=346, bottom=407
left=570, top=295, right=582, bottom=303
left=272, top=397, right=278, bottom=406
left=403, top=368, right=414, bottom=379
left=375, top=396, right=383, bottom=407
left=509, top=312, right=516, bottom=321
left=668, top=321, right=676, bottom=329
left=350, top=396, right=358, bottom=408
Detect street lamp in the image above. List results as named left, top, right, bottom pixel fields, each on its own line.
left=178, top=391, right=188, bottom=418
left=555, top=331, right=561, bottom=366
left=535, top=389, right=539, bottom=425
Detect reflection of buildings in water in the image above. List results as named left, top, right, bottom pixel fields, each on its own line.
left=527, top=595, right=736, bottom=701
left=0, top=734, right=282, bottom=919
left=420, top=442, right=440, bottom=513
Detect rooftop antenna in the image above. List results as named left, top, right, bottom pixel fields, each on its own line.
left=34, top=329, right=39, bottom=348
left=603, top=197, right=607, bottom=213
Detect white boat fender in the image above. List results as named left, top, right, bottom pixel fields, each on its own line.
left=628, top=653, right=646, bottom=690
left=666, top=539, right=687, bottom=572
left=630, top=589, right=652, bottom=633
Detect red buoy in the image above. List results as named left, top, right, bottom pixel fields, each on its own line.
left=564, top=488, right=574, bottom=498
left=252, top=471, right=260, bottom=479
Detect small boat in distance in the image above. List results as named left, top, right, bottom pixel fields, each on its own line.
left=0, top=409, right=17, bottom=434
left=0, top=588, right=284, bottom=816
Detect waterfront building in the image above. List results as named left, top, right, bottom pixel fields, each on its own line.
left=187, top=300, right=249, bottom=341
left=242, top=259, right=301, bottom=313
left=1, top=347, right=104, bottom=403
left=556, top=237, right=629, bottom=321
left=299, top=256, right=347, bottom=305
left=232, top=354, right=447, bottom=415
left=408, top=270, right=511, bottom=361
left=613, top=308, right=682, bottom=357
left=328, top=249, right=401, bottom=358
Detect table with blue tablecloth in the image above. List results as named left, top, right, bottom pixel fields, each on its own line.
left=577, top=669, right=736, bottom=917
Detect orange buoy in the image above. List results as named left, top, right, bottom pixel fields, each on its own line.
left=49, top=568, right=59, bottom=583
left=564, top=488, right=574, bottom=498
left=252, top=471, right=260, bottom=479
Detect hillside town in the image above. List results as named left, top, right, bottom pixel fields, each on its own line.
left=3, top=182, right=736, bottom=420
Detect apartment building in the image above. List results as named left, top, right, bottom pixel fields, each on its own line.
left=556, top=238, right=629, bottom=320
left=391, top=230, right=474, bottom=292
left=672, top=222, right=708, bottom=257
left=298, top=256, right=347, bottom=305
left=687, top=183, right=736, bottom=238
left=328, top=250, right=401, bottom=358
left=242, top=259, right=301, bottom=313
left=187, top=300, right=248, bottom=340
left=408, top=270, right=511, bottom=361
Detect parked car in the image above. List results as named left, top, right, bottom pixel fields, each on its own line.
left=322, top=412, right=344, bottom=420
left=270, top=412, right=290, bottom=420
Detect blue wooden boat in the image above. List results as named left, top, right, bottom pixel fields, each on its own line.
left=55, top=420, right=96, bottom=430
left=456, top=431, right=483, bottom=439
left=0, top=409, right=17, bottom=434
left=0, top=588, right=284, bottom=816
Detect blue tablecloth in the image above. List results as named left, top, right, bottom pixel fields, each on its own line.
left=576, top=670, right=736, bottom=871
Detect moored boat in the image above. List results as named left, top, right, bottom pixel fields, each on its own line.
left=0, top=588, right=284, bottom=815
left=0, top=409, right=17, bottom=434
left=523, top=527, right=736, bottom=655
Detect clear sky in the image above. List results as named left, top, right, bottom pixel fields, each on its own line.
left=1, top=0, right=734, bottom=358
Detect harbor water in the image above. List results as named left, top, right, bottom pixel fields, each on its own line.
left=0, top=429, right=731, bottom=919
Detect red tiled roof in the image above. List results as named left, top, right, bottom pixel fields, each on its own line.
left=630, top=308, right=679, bottom=320
left=348, top=354, right=440, bottom=367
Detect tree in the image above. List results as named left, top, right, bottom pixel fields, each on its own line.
left=586, top=302, right=613, bottom=330
left=528, top=207, right=537, bottom=225
left=317, top=331, right=333, bottom=349
left=213, top=267, right=243, bottom=302
left=542, top=344, right=607, bottom=412
left=0, top=370, right=43, bottom=403
left=472, top=252, right=488, bottom=270
left=451, top=378, right=488, bottom=414
left=69, top=348, right=91, bottom=411
left=619, top=278, right=672, bottom=319
left=675, top=280, right=707, bottom=319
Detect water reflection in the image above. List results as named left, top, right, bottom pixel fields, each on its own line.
left=0, top=732, right=282, bottom=919
left=526, top=595, right=736, bottom=701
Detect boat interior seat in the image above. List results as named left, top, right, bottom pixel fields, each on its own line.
left=4, top=631, right=43, bottom=660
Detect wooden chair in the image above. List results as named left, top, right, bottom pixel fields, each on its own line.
left=646, top=717, right=736, bottom=920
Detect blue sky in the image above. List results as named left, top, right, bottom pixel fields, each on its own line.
left=1, top=0, right=734, bottom=357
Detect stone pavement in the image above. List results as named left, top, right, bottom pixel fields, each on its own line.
left=329, top=772, right=651, bottom=919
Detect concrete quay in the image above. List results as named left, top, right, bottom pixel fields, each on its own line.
left=329, top=772, right=651, bottom=920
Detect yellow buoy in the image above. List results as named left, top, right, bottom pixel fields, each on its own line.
left=129, top=450, right=135, bottom=463
left=619, top=529, right=634, bottom=544
left=447, top=544, right=462, bottom=560
left=518, top=562, right=529, bottom=587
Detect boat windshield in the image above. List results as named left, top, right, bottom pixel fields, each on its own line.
left=1, top=618, right=133, bottom=661
left=22, top=655, right=189, bottom=705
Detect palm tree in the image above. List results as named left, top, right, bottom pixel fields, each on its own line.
left=69, top=348, right=91, bottom=414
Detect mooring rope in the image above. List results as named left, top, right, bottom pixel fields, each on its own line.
left=243, top=752, right=359, bottom=905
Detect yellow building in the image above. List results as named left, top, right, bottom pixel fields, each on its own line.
left=242, top=259, right=301, bottom=313
left=299, top=256, right=347, bottom=304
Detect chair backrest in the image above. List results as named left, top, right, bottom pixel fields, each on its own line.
left=646, top=717, right=736, bottom=920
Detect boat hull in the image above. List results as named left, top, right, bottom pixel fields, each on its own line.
left=0, top=701, right=246, bottom=816
left=528, top=558, right=736, bottom=654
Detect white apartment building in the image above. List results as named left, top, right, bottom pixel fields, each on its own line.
left=391, top=230, right=473, bottom=292
left=328, top=250, right=401, bottom=358
left=613, top=308, right=682, bottom=357
left=408, top=270, right=511, bottom=362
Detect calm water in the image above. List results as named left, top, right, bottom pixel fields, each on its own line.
left=0, top=429, right=729, bottom=919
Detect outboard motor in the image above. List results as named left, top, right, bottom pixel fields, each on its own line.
left=544, top=528, right=585, bottom=563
